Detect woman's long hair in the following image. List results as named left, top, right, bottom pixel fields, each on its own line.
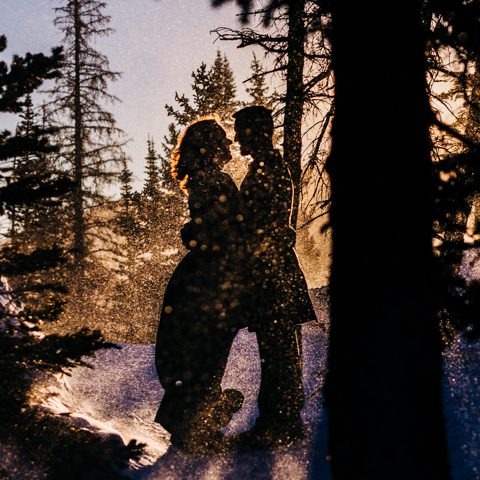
left=171, top=118, right=227, bottom=192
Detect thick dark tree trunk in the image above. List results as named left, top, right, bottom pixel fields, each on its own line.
left=73, top=0, right=86, bottom=267
left=283, top=0, right=305, bottom=229
left=325, top=2, right=450, bottom=479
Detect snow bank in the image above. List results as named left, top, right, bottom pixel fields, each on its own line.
left=44, top=323, right=327, bottom=478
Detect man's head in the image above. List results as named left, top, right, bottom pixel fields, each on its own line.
left=233, top=106, right=274, bottom=156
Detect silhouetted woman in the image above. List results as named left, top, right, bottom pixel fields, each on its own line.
left=155, top=119, right=244, bottom=452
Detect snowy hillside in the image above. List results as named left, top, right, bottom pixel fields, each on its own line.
left=47, top=322, right=329, bottom=479
left=39, top=319, right=480, bottom=480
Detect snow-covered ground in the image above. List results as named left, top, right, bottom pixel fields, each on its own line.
left=50, top=322, right=328, bottom=479
left=444, top=337, right=480, bottom=479
left=44, top=320, right=480, bottom=480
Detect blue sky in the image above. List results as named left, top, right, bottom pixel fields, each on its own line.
left=1, top=0, right=267, bottom=189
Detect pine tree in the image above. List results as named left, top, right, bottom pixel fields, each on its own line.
left=192, top=62, right=214, bottom=119
left=0, top=36, right=70, bottom=325
left=141, top=137, right=163, bottom=253
left=117, top=154, right=140, bottom=239
left=0, top=33, right=142, bottom=477
left=8, top=95, right=64, bottom=249
left=165, top=63, right=209, bottom=126
left=8, top=96, right=35, bottom=241
left=245, top=53, right=271, bottom=106
left=5, top=95, right=71, bottom=324
left=143, top=136, right=161, bottom=200
left=159, top=122, right=179, bottom=190
left=141, top=137, right=164, bottom=239
left=119, top=156, right=134, bottom=211
left=49, top=0, right=126, bottom=269
left=165, top=50, right=239, bottom=127
left=106, top=155, right=145, bottom=340
left=208, top=50, right=239, bottom=122
left=141, top=136, right=174, bottom=244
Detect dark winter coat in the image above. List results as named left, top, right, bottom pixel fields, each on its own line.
left=239, top=149, right=315, bottom=329
left=155, top=170, right=246, bottom=389
left=181, top=170, right=243, bottom=257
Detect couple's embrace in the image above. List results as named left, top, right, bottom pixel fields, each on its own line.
left=154, top=106, right=315, bottom=453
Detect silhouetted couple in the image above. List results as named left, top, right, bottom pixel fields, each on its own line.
left=154, top=106, right=315, bottom=453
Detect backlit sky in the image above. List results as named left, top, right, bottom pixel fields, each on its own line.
left=2, top=0, right=267, bottom=189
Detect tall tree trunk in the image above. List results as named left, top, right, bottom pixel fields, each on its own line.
left=283, top=0, right=305, bottom=229
left=73, top=0, right=86, bottom=267
left=325, top=2, right=450, bottom=479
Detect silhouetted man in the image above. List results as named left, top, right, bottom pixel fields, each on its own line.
left=234, top=106, right=315, bottom=446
